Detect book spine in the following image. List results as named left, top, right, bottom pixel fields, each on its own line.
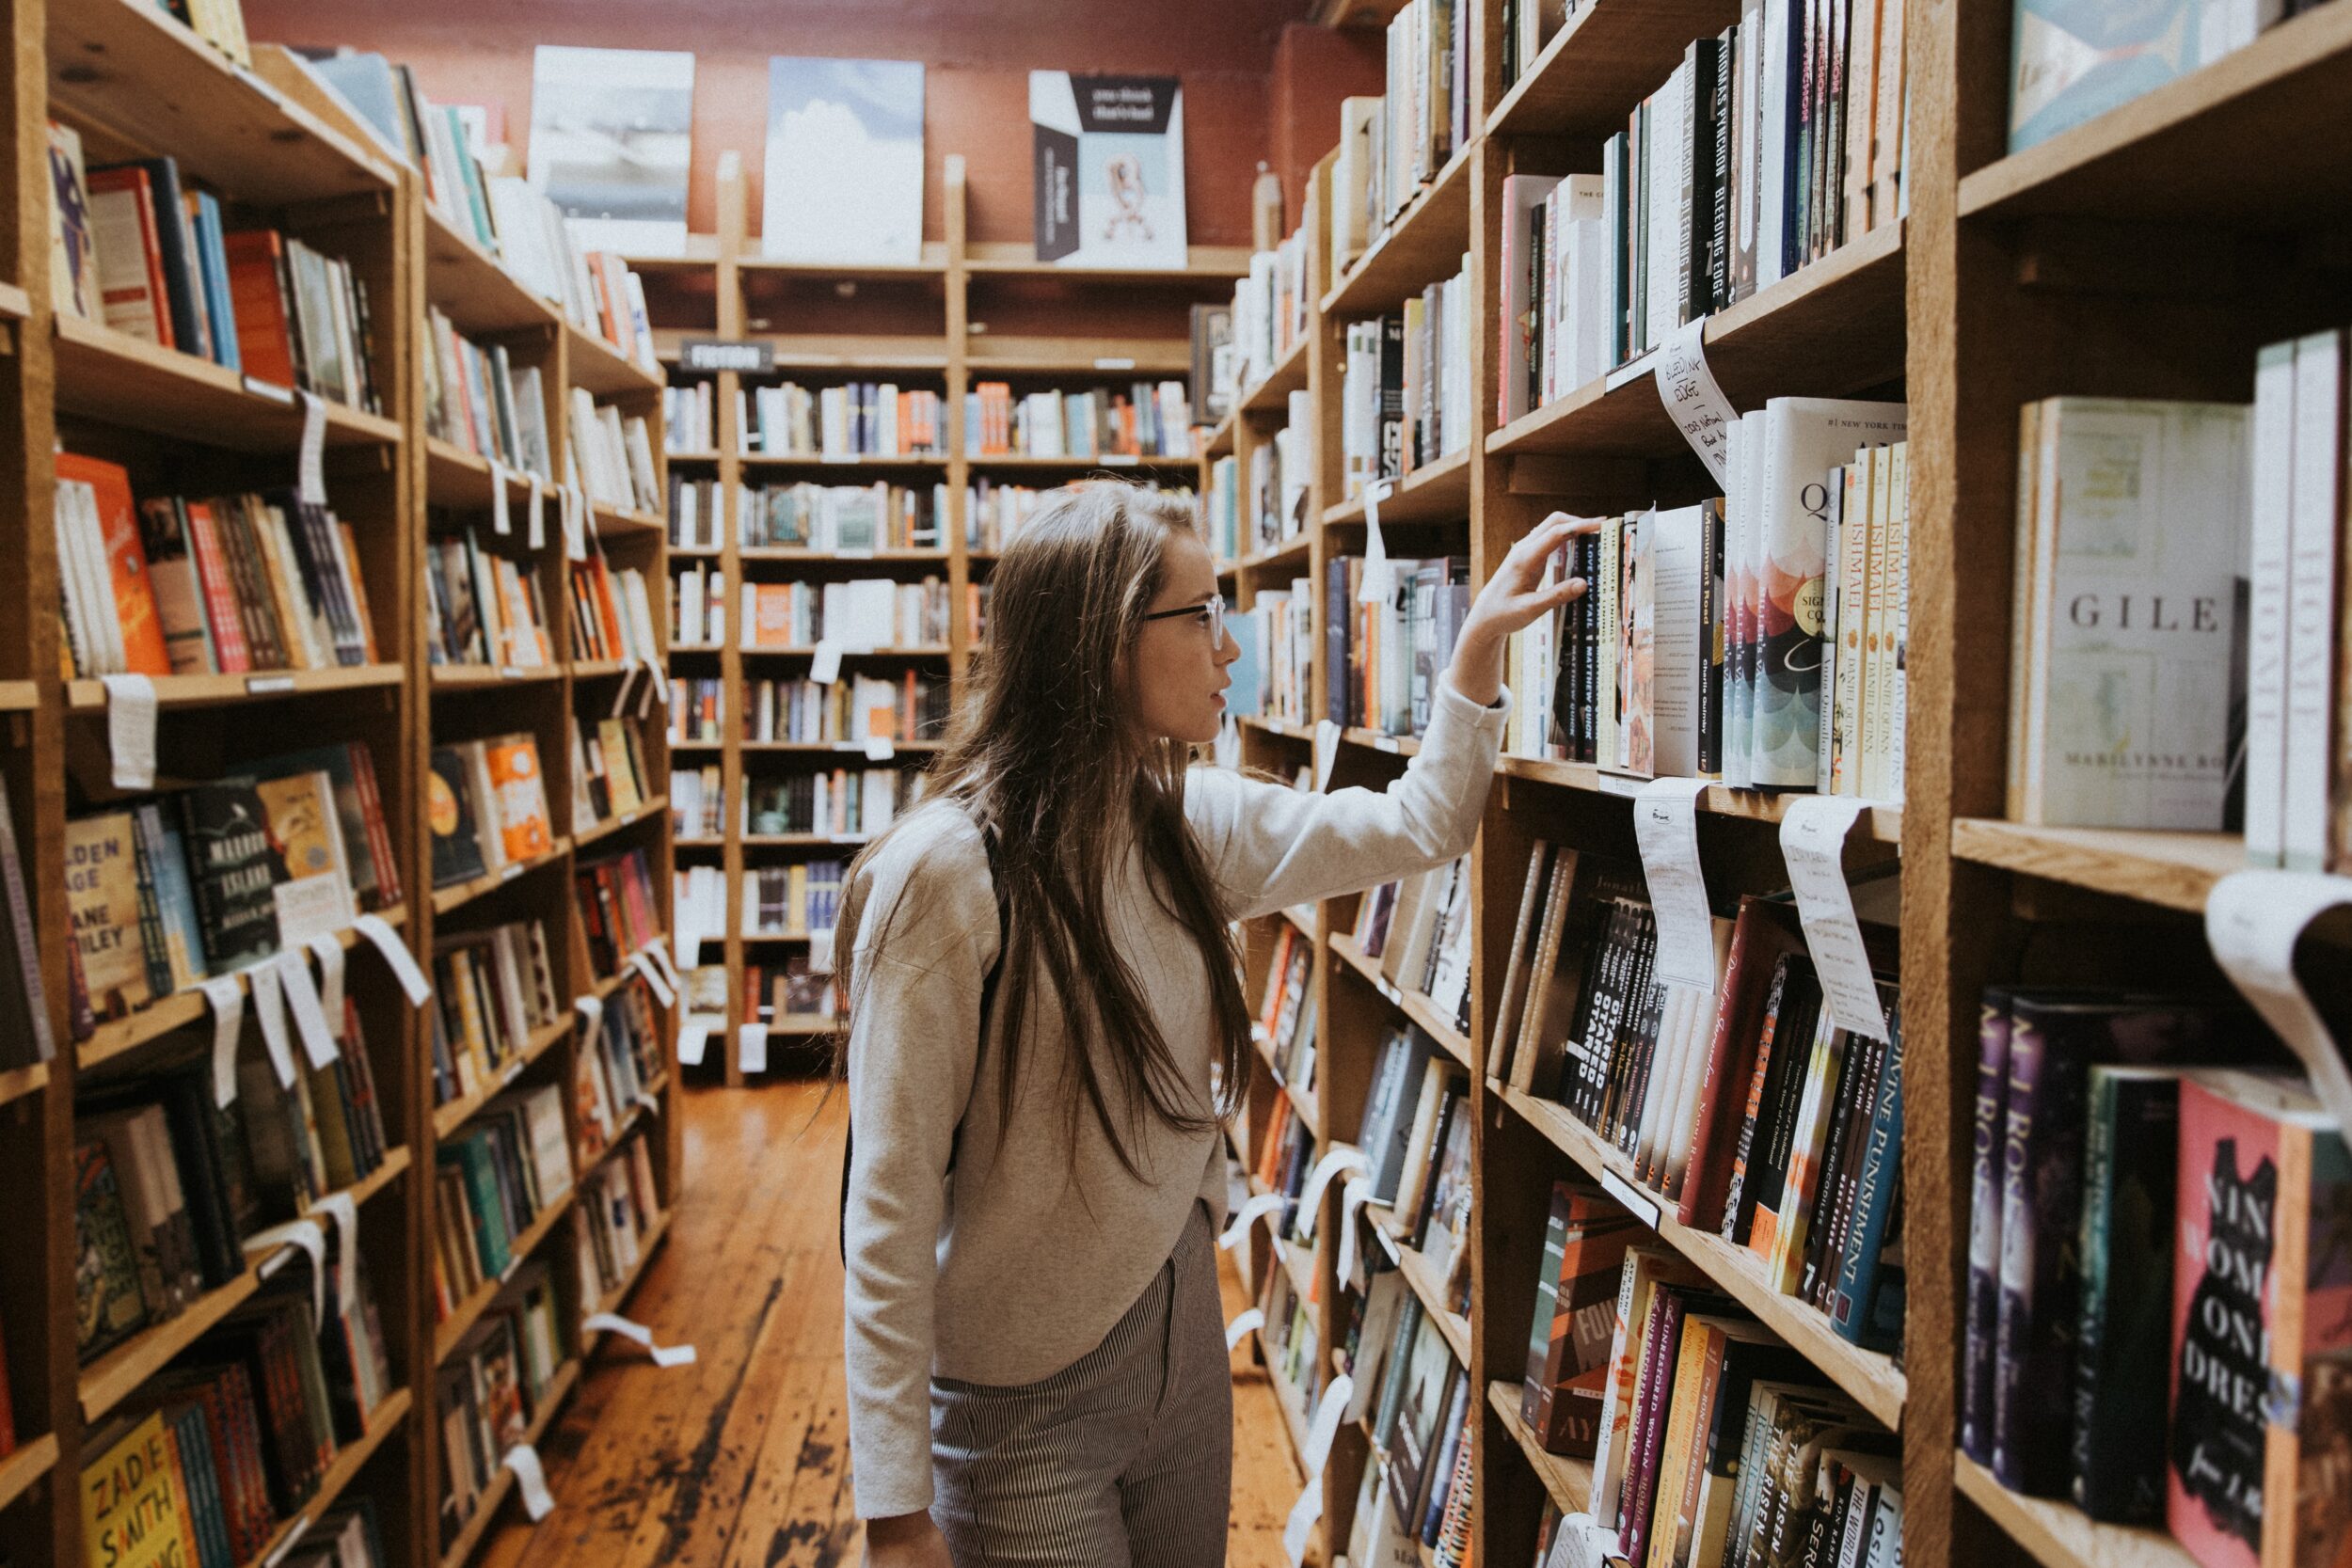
left=1831, top=1010, right=1906, bottom=1350
left=1991, top=1003, right=2089, bottom=1496
left=1960, top=990, right=2010, bottom=1462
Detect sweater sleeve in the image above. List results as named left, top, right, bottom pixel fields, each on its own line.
left=841, top=821, right=998, bottom=1519
left=1190, top=677, right=1509, bottom=922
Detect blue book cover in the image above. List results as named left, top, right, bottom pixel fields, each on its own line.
left=2009, top=0, right=2203, bottom=153
left=137, top=805, right=211, bottom=991
left=187, top=189, right=240, bottom=372
left=1224, top=606, right=1263, bottom=717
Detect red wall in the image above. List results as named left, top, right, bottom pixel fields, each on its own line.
left=240, top=0, right=1327, bottom=247
left=1269, top=23, right=1384, bottom=235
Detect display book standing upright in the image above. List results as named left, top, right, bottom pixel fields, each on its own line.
left=642, top=156, right=1248, bottom=1085
left=1191, top=3, right=2352, bottom=1568
left=0, top=9, right=681, bottom=1568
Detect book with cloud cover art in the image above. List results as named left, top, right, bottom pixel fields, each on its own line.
left=763, top=58, right=924, bottom=265
left=1029, top=72, right=1186, bottom=269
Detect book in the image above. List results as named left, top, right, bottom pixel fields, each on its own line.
left=1029, top=72, right=1187, bottom=269
left=177, top=778, right=286, bottom=972
left=73, top=1135, right=152, bottom=1360
left=86, top=164, right=173, bottom=345
left=65, top=812, right=154, bottom=1019
left=80, top=1410, right=202, bottom=1568
left=762, top=58, right=924, bottom=264
left=49, top=119, right=98, bottom=321
left=0, top=774, right=56, bottom=1069
left=56, top=451, right=172, bottom=678
left=251, top=769, right=358, bottom=947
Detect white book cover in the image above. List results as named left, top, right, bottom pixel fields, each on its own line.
left=763, top=58, right=923, bottom=265
left=2242, top=339, right=2295, bottom=865
left=2024, top=397, right=2249, bottom=830
left=1500, top=173, right=1561, bottom=424
left=1029, top=72, right=1187, bottom=269
left=2282, top=332, right=2341, bottom=867
left=527, top=47, right=693, bottom=258
left=1650, top=504, right=1708, bottom=779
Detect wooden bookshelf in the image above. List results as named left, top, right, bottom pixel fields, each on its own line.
left=436, top=1357, right=581, bottom=1568
left=1485, top=1381, right=1592, bottom=1518
left=1952, top=1457, right=2200, bottom=1568
left=0, top=11, right=685, bottom=1563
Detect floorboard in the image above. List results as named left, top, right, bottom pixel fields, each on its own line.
left=475, top=1082, right=1307, bottom=1568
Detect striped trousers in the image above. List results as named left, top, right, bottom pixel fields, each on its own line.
left=929, top=1201, right=1232, bottom=1567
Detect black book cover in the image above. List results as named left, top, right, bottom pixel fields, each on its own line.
left=1697, top=500, right=1724, bottom=776
left=1377, top=312, right=1406, bottom=483
left=1709, top=26, right=1735, bottom=316
left=428, top=747, right=488, bottom=889
left=1745, top=977, right=1829, bottom=1249
left=1681, top=38, right=1722, bottom=327
left=100, top=157, right=207, bottom=356
left=1730, top=958, right=1820, bottom=1245
left=2073, top=1069, right=2179, bottom=1524
left=176, top=776, right=284, bottom=972
left=1801, top=1027, right=1881, bottom=1305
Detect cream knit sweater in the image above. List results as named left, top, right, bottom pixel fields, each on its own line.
left=843, top=679, right=1508, bottom=1517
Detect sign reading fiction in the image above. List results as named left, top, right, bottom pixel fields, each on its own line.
left=677, top=339, right=775, bottom=374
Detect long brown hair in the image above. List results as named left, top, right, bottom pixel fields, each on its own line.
left=836, top=483, right=1253, bottom=1174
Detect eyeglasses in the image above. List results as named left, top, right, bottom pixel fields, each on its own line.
left=1141, top=593, right=1226, bottom=644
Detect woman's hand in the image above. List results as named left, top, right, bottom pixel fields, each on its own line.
left=1448, top=513, right=1599, bottom=706
left=863, top=1512, right=952, bottom=1568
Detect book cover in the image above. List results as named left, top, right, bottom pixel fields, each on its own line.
left=85, top=166, right=172, bottom=345
left=2007, top=0, right=2201, bottom=152
left=49, top=119, right=98, bottom=321
left=1029, top=72, right=1187, bottom=269
left=763, top=58, right=923, bottom=264
left=1530, top=1184, right=1643, bottom=1457
left=2169, top=1071, right=2352, bottom=1568
left=57, top=451, right=172, bottom=677
left=176, top=778, right=286, bottom=972
left=1962, top=985, right=2012, bottom=1463
left=2073, top=1065, right=2183, bottom=1524
left=484, top=736, right=555, bottom=863
left=64, top=812, right=154, bottom=1018
left=220, top=230, right=296, bottom=388
left=73, top=1136, right=151, bottom=1359
left=526, top=47, right=694, bottom=257
left=252, top=770, right=357, bottom=947
left=428, top=746, right=489, bottom=889
left=80, top=1411, right=201, bottom=1568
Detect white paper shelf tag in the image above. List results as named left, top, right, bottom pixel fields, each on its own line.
left=1779, top=796, right=1891, bottom=1041
left=527, top=478, right=546, bottom=549
left=584, top=1311, right=697, bottom=1367
left=1356, top=479, right=1397, bottom=606
left=304, top=935, right=345, bottom=1037
left=246, top=1217, right=326, bottom=1327
left=808, top=640, right=844, bottom=686
left=1312, top=720, right=1341, bottom=792
left=201, top=975, right=246, bottom=1108
left=1224, top=1307, right=1264, bottom=1352
left=1633, top=777, right=1719, bottom=992
left=1295, top=1145, right=1368, bottom=1224
left=865, top=734, right=895, bottom=762
left=296, top=391, right=328, bottom=506
left=1218, top=1192, right=1284, bottom=1252
left=737, top=1022, right=769, bottom=1074
left=2206, top=869, right=2352, bottom=1133
left=1654, top=316, right=1736, bottom=485
left=248, top=960, right=296, bottom=1088
left=807, top=927, right=836, bottom=976
left=501, top=1445, right=556, bottom=1520
left=276, top=949, right=339, bottom=1069
left=1282, top=1373, right=1356, bottom=1568
left=102, top=673, right=157, bottom=790
left=641, top=939, right=683, bottom=990
left=490, top=462, right=514, bottom=535
left=675, top=1016, right=713, bottom=1067
left=354, top=914, right=432, bottom=1006
left=1336, top=1175, right=1374, bottom=1286
left=628, top=951, right=676, bottom=1009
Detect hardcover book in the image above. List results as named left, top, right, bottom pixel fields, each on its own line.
left=64, top=812, right=153, bottom=1019
left=252, top=769, right=357, bottom=946
left=2073, top=1065, right=2184, bottom=1524
left=73, top=1136, right=151, bottom=1359
left=176, top=778, right=286, bottom=972
left=1029, top=72, right=1187, bottom=269
left=762, top=58, right=924, bottom=265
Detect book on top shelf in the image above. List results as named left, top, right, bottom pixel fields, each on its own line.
left=1029, top=73, right=1186, bottom=269
left=763, top=57, right=925, bottom=265
left=527, top=46, right=694, bottom=258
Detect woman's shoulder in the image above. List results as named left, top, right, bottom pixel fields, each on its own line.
left=850, top=800, right=998, bottom=961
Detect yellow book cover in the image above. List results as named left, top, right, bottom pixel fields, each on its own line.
left=253, top=769, right=357, bottom=945
left=64, top=812, right=153, bottom=1017
left=80, top=1411, right=199, bottom=1568
left=596, top=719, right=644, bottom=815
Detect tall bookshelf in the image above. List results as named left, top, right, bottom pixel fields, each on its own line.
left=1211, top=4, right=2352, bottom=1568
left=0, top=6, right=681, bottom=1565
left=634, top=158, right=1248, bottom=1085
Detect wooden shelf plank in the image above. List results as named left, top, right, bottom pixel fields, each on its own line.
left=1950, top=818, right=2242, bottom=913
left=1486, top=222, right=1906, bottom=463
left=960, top=451, right=1195, bottom=471
left=55, top=315, right=401, bottom=451
left=1954, top=1455, right=2200, bottom=1568
left=1323, top=148, right=1475, bottom=318
left=736, top=546, right=950, bottom=563
left=1486, top=1380, right=1595, bottom=1518
left=738, top=644, right=950, bottom=659
left=963, top=337, right=1192, bottom=376
left=1957, top=1, right=2352, bottom=226
left=1329, top=933, right=1474, bottom=1068
left=434, top=1192, right=579, bottom=1365
left=1239, top=334, right=1314, bottom=417
left=1322, top=445, right=1473, bottom=528
left=437, top=1359, right=582, bottom=1568
left=65, top=662, right=406, bottom=712
left=1500, top=1084, right=1906, bottom=1430
left=737, top=739, right=947, bottom=753
left=736, top=451, right=948, bottom=469
left=1235, top=533, right=1314, bottom=576
left=422, top=208, right=558, bottom=335
left=0, top=1061, right=48, bottom=1110
left=240, top=1386, right=413, bottom=1568
left=431, top=840, right=573, bottom=916
left=48, top=0, right=394, bottom=202
left=1501, top=755, right=1904, bottom=841
left=0, top=1433, right=59, bottom=1516
left=79, top=907, right=410, bottom=1072
left=429, top=664, right=563, bottom=692
left=422, top=437, right=543, bottom=510
left=572, top=801, right=668, bottom=851
left=0, top=680, right=39, bottom=712
left=1486, top=0, right=1745, bottom=138
left=433, top=1017, right=571, bottom=1140
left=963, top=242, right=1251, bottom=280
left=736, top=240, right=950, bottom=277
left=565, top=323, right=662, bottom=396
left=1394, top=1240, right=1472, bottom=1363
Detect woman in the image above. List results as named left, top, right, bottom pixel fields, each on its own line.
left=840, top=483, right=1588, bottom=1568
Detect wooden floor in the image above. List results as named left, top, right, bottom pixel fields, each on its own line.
left=478, top=1082, right=1306, bottom=1568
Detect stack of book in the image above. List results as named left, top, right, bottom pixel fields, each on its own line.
left=1352, top=854, right=1476, bottom=1035
left=432, top=1084, right=574, bottom=1313
left=1501, top=399, right=1910, bottom=797
left=576, top=978, right=663, bottom=1160
left=427, top=736, right=556, bottom=888
left=57, top=452, right=380, bottom=680
left=743, top=860, right=846, bottom=939
left=569, top=557, right=663, bottom=664
left=1224, top=578, right=1313, bottom=727
left=669, top=767, right=724, bottom=840
left=436, top=1261, right=565, bottom=1546
left=1340, top=260, right=1471, bottom=499
left=1256, top=1260, right=1321, bottom=1421
left=739, top=481, right=945, bottom=551
left=668, top=475, right=724, bottom=550
left=488, top=188, right=659, bottom=372
left=1327, top=0, right=1470, bottom=277
left=1225, top=223, right=1311, bottom=401
left=1255, top=1091, right=1320, bottom=1245
left=63, top=748, right=403, bottom=1025
left=50, top=128, right=383, bottom=407
left=1323, top=553, right=1470, bottom=737
left=574, top=1132, right=665, bottom=1303
left=1257, top=924, right=1319, bottom=1095
left=74, top=1053, right=390, bottom=1356
left=964, top=382, right=1195, bottom=460
left=963, top=481, right=1054, bottom=552
left=576, top=847, right=664, bottom=981
left=663, top=382, right=718, bottom=452
left=1203, top=455, right=1241, bottom=562
left=79, top=1257, right=395, bottom=1567
left=423, top=309, right=554, bottom=479
left=428, top=918, right=560, bottom=1107
left=565, top=388, right=663, bottom=515
left=741, top=673, right=949, bottom=746
left=1248, top=391, right=1315, bottom=553
left=570, top=712, right=657, bottom=831
left=669, top=677, right=725, bottom=743
left=1350, top=1271, right=1476, bottom=1558
left=671, top=562, right=724, bottom=648
left=744, top=768, right=915, bottom=838
left=425, top=529, right=553, bottom=670
left=1962, top=1003, right=2352, bottom=1556
left=739, top=577, right=948, bottom=650
left=739, top=381, right=946, bottom=458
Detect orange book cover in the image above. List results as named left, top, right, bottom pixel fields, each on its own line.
left=755, top=584, right=794, bottom=648
left=220, top=229, right=296, bottom=387
left=58, top=451, right=171, bottom=676
left=484, top=736, right=554, bottom=862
